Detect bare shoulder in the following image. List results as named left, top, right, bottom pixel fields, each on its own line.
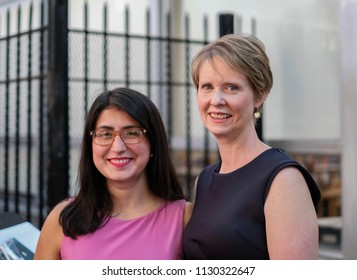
left=266, top=166, right=313, bottom=209
left=52, top=198, right=72, bottom=214
left=44, top=198, right=71, bottom=225
left=183, top=201, right=194, bottom=227
left=271, top=167, right=308, bottom=195
left=44, top=199, right=72, bottom=224
left=34, top=198, right=72, bottom=260
left=265, top=167, right=319, bottom=259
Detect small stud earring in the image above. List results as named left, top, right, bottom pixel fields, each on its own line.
left=150, top=154, right=153, bottom=158
left=254, top=110, right=261, bottom=119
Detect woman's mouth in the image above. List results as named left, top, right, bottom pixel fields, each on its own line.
left=209, top=113, right=231, bottom=119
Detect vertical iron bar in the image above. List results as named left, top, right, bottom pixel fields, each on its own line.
left=166, top=12, right=172, bottom=144
left=157, top=1, right=163, bottom=112
left=250, top=17, right=263, bottom=141
left=219, top=13, right=234, bottom=37
left=0, top=13, right=2, bottom=210
left=185, top=14, right=192, bottom=198
left=124, top=6, right=130, bottom=87
left=26, top=3, right=34, bottom=221
left=251, top=16, right=257, bottom=36
left=103, top=3, right=108, bottom=90
left=47, top=0, right=69, bottom=210
left=203, top=15, right=210, bottom=167
left=146, top=8, right=151, bottom=98
left=38, top=0, right=45, bottom=225
left=84, top=1, right=89, bottom=114
left=14, top=5, right=22, bottom=213
left=4, top=9, right=10, bottom=212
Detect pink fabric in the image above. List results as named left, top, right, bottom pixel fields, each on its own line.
left=60, top=199, right=186, bottom=260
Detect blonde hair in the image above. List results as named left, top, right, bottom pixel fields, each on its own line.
left=191, top=34, right=273, bottom=111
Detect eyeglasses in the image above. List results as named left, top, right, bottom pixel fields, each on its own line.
left=90, top=127, right=147, bottom=146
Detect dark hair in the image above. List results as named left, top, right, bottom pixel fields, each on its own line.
left=60, top=87, right=184, bottom=238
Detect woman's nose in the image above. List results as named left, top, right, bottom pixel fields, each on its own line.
left=210, top=90, right=226, bottom=106
left=111, top=136, right=127, bottom=152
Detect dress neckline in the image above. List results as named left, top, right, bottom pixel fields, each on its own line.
left=214, top=147, right=275, bottom=174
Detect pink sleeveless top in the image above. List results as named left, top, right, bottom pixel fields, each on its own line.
left=60, top=199, right=186, bottom=260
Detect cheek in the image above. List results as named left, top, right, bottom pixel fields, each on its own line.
left=141, top=142, right=151, bottom=158
left=196, top=94, right=208, bottom=112
left=135, top=139, right=151, bottom=160
left=92, top=145, right=105, bottom=166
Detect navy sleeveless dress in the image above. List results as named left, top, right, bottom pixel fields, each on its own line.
left=182, top=148, right=320, bottom=259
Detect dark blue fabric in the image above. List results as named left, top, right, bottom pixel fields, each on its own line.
left=182, top=148, right=320, bottom=260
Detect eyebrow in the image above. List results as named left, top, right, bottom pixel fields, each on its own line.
left=222, top=81, right=242, bottom=87
left=94, top=125, right=141, bottom=130
left=199, top=82, right=212, bottom=87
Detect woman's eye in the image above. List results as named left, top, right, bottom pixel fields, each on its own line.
left=227, top=85, right=238, bottom=91
left=100, top=131, right=113, bottom=137
left=126, top=130, right=140, bottom=137
left=201, top=84, right=212, bottom=91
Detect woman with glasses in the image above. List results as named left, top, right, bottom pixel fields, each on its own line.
left=34, top=87, right=193, bottom=259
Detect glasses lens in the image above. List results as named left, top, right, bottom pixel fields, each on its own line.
left=92, top=129, right=114, bottom=145
left=91, top=128, right=146, bottom=145
left=122, top=128, right=144, bottom=144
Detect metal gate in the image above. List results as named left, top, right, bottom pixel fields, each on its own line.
left=0, top=0, right=221, bottom=228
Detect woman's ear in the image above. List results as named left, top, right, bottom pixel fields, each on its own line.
left=255, top=90, right=268, bottom=110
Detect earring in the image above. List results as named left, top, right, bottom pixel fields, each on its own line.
left=253, top=109, right=261, bottom=119
left=150, top=154, right=153, bottom=158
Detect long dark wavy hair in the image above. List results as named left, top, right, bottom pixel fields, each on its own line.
left=60, top=87, right=184, bottom=238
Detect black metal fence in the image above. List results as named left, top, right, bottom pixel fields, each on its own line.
left=0, top=0, right=48, bottom=227
left=0, top=0, right=222, bottom=228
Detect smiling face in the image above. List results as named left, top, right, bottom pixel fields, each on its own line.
left=92, top=108, right=151, bottom=187
left=197, top=56, right=263, bottom=141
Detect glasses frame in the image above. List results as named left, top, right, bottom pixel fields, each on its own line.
left=90, top=127, right=147, bottom=146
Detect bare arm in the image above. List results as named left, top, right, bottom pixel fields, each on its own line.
left=264, top=167, right=319, bottom=259
left=34, top=200, right=69, bottom=260
left=190, top=176, right=199, bottom=204
left=183, top=201, right=194, bottom=228
left=182, top=175, right=198, bottom=227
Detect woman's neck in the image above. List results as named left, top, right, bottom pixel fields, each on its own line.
left=217, top=133, right=270, bottom=173
left=108, top=184, right=163, bottom=220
